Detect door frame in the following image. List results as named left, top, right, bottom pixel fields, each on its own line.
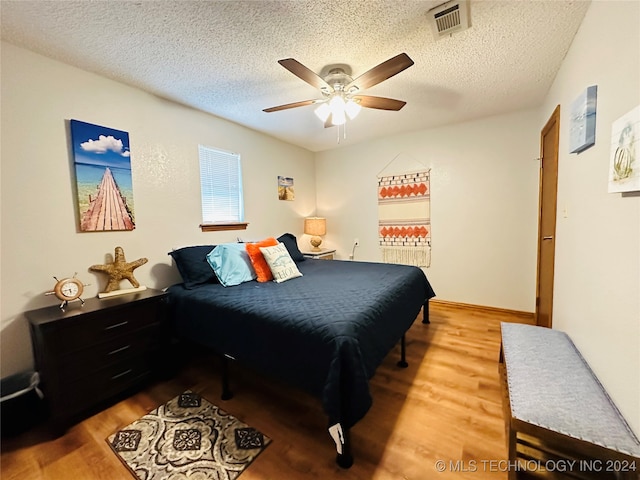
left=535, top=105, right=560, bottom=328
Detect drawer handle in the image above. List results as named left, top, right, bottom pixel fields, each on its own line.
left=108, top=345, right=131, bottom=356
left=111, top=369, right=133, bottom=380
left=105, top=321, right=129, bottom=331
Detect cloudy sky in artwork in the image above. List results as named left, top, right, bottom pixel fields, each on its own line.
left=70, top=119, right=131, bottom=169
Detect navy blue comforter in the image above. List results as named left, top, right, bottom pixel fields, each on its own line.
left=167, top=259, right=435, bottom=429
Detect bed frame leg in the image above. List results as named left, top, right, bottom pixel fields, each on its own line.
left=221, top=354, right=234, bottom=400
left=397, top=334, right=409, bottom=368
left=422, top=299, right=430, bottom=324
left=336, top=428, right=353, bottom=469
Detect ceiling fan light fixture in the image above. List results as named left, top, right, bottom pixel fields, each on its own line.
left=345, top=99, right=361, bottom=120
left=314, top=102, right=331, bottom=122
left=329, top=95, right=345, bottom=110
left=329, top=96, right=347, bottom=125
left=331, top=110, right=346, bottom=126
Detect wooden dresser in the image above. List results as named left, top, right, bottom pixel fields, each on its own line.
left=26, top=288, right=168, bottom=431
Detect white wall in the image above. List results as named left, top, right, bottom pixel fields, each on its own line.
left=0, top=42, right=316, bottom=378
left=540, top=0, right=640, bottom=434
left=315, top=110, right=541, bottom=312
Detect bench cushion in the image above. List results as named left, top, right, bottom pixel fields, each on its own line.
left=501, top=322, right=640, bottom=457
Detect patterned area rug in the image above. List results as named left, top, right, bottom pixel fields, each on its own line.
left=107, top=391, right=270, bottom=480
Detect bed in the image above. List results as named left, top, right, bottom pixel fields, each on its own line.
left=166, top=238, right=435, bottom=467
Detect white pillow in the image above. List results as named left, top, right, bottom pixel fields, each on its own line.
left=259, top=243, right=303, bottom=283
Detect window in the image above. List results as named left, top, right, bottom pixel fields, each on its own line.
left=198, top=145, right=248, bottom=232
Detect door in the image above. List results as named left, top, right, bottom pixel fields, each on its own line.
left=535, top=106, right=560, bottom=328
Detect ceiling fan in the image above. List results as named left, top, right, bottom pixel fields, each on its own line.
left=263, top=53, right=414, bottom=127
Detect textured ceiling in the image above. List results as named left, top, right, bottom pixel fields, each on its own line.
left=1, top=0, right=590, bottom=152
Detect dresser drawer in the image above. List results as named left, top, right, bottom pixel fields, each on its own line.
left=39, top=302, right=162, bottom=356
left=54, top=324, right=163, bottom=382
left=54, top=357, right=155, bottom=418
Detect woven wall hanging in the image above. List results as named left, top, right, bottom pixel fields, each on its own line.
left=377, top=155, right=431, bottom=267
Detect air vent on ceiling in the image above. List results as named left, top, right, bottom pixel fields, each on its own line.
left=428, top=0, right=471, bottom=40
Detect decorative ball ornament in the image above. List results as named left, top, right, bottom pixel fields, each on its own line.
left=46, top=274, right=86, bottom=309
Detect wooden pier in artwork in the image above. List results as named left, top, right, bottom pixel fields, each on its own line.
left=81, top=167, right=134, bottom=231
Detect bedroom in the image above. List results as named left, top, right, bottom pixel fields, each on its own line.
left=1, top=0, right=638, bottom=478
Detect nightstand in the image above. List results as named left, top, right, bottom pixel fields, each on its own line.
left=26, top=288, right=168, bottom=431
left=302, top=248, right=336, bottom=260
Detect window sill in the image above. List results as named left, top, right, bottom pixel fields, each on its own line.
left=200, top=222, right=249, bottom=232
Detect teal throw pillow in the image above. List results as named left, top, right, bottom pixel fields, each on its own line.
left=206, top=243, right=257, bottom=287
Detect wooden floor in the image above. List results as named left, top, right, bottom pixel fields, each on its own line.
left=1, top=302, right=533, bottom=480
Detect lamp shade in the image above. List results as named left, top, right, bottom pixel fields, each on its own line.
left=314, top=103, right=331, bottom=122
left=304, top=217, right=326, bottom=236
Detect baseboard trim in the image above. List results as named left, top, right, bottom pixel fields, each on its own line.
left=429, top=299, right=535, bottom=324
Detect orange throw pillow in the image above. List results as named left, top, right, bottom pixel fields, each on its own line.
left=245, top=237, right=278, bottom=282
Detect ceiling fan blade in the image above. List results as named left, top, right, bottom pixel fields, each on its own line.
left=278, top=58, right=331, bottom=91
left=346, top=53, right=414, bottom=92
left=263, top=99, right=322, bottom=113
left=353, top=95, right=407, bottom=111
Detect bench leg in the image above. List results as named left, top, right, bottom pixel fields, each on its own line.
left=506, top=421, right=517, bottom=480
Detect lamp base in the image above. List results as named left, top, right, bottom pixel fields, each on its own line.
left=310, top=236, right=322, bottom=251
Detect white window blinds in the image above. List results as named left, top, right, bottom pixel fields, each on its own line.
left=199, top=145, right=244, bottom=223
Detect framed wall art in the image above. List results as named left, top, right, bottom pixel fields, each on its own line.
left=70, top=119, right=136, bottom=231
left=608, top=105, right=640, bottom=193
left=569, top=85, right=598, bottom=154
left=278, top=176, right=294, bottom=201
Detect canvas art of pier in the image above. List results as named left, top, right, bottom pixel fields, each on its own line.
left=81, top=167, right=135, bottom=231
left=70, top=119, right=136, bottom=232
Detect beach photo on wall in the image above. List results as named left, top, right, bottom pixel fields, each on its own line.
left=608, top=105, right=640, bottom=193
left=278, top=176, right=295, bottom=201
left=70, top=119, right=135, bottom=231
left=569, top=85, right=597, bottom=154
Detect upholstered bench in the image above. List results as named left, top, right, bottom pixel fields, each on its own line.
left=499, top=322, right=640, bottom=480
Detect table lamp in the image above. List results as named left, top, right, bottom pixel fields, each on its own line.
left=304, top=217, right=326, bottom=251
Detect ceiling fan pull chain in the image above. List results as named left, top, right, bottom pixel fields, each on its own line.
left=336, top=122, right=348, bottom=144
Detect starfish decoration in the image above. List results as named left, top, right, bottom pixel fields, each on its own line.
left=90, top=246, right=148, bottom=293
